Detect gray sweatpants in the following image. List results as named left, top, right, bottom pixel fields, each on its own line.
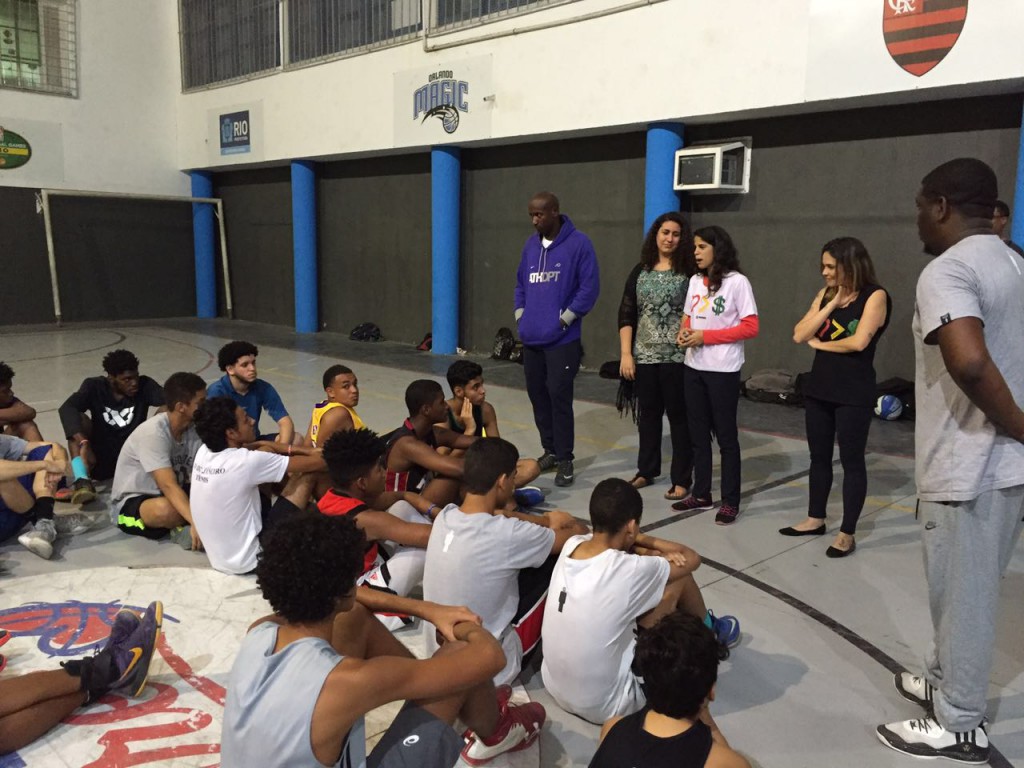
left=920, top=485, right=1024, bottom=731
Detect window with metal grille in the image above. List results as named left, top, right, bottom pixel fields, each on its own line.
left=288, top=0, right=420, bottom=65
left=181, top=0, right=281, bottom=90
left=0, top=0, right=76, bottom=97
left=432, top=0, right=572, bottom=32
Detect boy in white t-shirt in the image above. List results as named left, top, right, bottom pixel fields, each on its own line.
left=423, top=438, right=588, bottom=689
left=674, top=226, right=759, bottom=525
left=190, top=396, right=326, bottom=574
left=541, top=478, right=740, bottom=724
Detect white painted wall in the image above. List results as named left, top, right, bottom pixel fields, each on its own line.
left=1, top=0, right=186, bottom=195
left=176, top=0, right=1024, bottom=170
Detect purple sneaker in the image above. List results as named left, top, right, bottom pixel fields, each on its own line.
left=671, top=496, right=714, bottom=512
left=106, top=600, right=163, bottom=697
left=715, top=504, right=740, bottom=525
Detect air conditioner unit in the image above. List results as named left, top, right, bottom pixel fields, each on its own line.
left=673, top=141, right=751, bottom=194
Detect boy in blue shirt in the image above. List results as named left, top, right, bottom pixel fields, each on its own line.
left=207, top=341, right=296, bottom=445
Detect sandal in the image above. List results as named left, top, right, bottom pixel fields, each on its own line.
left=629, top=475, right=653, bottom=489
left=664, top=485, right=689, bottom=501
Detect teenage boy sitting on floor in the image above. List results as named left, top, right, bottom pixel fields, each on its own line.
left=441, top=360, right=542, bottom=492
left=206, top=341, right=297, bottom=445
left=110, top=372, right=206, bottom=551
left=320, top=428, right=439, bottom=605
left=0, top=361, right=43, bottom=441
left=423, top=437, right=588, bottom=687
left=0, top=436, right=71, bottom=559
left=305, top=364, right=365, bottom=498
left=221, top=513, right=546, bottom=768
left=589, top=612, right=751, bottom=768
left=190, top=396, right=326, bottom=575
left=541, top=478, right=740, bottom=725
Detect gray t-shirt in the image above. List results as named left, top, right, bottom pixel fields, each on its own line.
left=0, top=434, right=28, bottom=461
left=111, top=414, right=202, bottom=512
left=914, top=234, right=1024, bottom=501
left=423, top=505, right=554, bottom=685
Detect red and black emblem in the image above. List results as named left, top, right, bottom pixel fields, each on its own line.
left=883, top=0, right=968, bottom=77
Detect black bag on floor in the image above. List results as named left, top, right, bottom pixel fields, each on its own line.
left=492, top=327, right=515, bottom=360
left=742, top=369, right=803, bottom=406
left=350, top=322, right=382, bottom=342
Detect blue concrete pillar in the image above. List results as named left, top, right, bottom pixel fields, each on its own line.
left=190, top=171, right=217, bottom=318
left=431, top=146, right=461, bottom=355
left=1011, top=102, right=1024, bottom=248
left=644, top=122, right=686, bottom=235
left=291, top=160, right=318, bottom=334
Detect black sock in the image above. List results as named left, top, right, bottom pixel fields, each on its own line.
left=30, top=496, right=55, bottom=523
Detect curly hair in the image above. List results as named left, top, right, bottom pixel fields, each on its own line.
left=193, top=397, right=240, bottom=452
left=217, top=341, right=258, bottom=371
left=693, top=225, right=742, bottom=296
left=256, top=514, right=366, bottom=624
left=322, top=364, right=354, bottom=390
left=102, top=349, right=140, bottom=376
left=0, top=361, right=13, bottom=386
left=589, top=478, right=643, bottom=533
left=640, top=212, right=694, bottom=275
left=322, top=428, right=386, bottom=489
left=634, top=612, right=720, bottom=720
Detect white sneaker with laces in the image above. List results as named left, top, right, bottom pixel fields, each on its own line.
left=18, top=518, right=57, bottom=559
left=877, top=716, right=989, bottom=764
left=895, top=672, right=935, bottom=710
left=54, top=513, right=95, bottom=537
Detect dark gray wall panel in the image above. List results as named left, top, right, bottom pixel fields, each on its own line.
left=462, top=134, right=647, bottom=364
left=318, top=155, right=431, bottom=342
left=215, top=168, right=293, bottom=327
left=685, top=94, right=1022, bottom=381
left=49, top=196, right=195, bottom=322
left=0, top=186, right=53, bottom=325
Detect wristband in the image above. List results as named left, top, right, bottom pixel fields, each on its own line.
left=427, top=504, right=439, bottom=516
left=287, top=444, right=292, bottom=456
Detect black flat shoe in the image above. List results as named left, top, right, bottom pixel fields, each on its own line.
left=826, top=538, right=856, bottom=558
left=779, top=524, right=826, bottom=536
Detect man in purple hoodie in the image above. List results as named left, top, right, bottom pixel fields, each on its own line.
left=514, top=192, right=600, bottom=487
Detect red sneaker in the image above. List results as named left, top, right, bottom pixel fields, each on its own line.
left=461, top=698, right=546, bottom=766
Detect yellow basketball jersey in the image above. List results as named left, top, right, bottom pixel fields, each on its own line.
left=310, top=400, right=366, bottom=446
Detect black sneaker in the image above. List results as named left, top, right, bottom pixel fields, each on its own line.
left=715, top=504, right=740, bottom=525
left=671, top=496, right=714, bottom=512
left=554, top=460, right=575, bottom=487
left=877, top=717, right=989, bottom=764
left=536, top=452, right=557, bottom=472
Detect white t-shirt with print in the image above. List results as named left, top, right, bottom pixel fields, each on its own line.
left=190, top=445, right=290, bottom=574
left=914, top=235, right=1024, bottom=501
left=540, top=535, right=670, bottom=724
left=684, top=271, right=758, bottom=373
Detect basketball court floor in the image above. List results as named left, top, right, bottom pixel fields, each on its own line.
left=1, top=320, right=1022, bottom=768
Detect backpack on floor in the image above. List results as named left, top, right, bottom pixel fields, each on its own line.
left=491, top=327, right=516, bottom=361
left=742, top=369, right=803, bottom=406
left=349, top=322, right=382, bottom=342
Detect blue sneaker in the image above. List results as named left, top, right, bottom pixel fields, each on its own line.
left=709, top=611, right=740, bottom=650
left=513, top=486, right=545, bottom=508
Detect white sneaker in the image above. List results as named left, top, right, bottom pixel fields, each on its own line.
left=895, top=672, right=935, bottom=711
left=877, top=716, right=989, bottom=764
left=18, top=519, right=57, bottom=560
left=54, top=513, right=95, bottom=537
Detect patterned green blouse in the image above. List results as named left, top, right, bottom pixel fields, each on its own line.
left=635, top=269, right=688, bottom=364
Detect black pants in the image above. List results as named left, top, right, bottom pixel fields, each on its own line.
left=634, top=362, right=692, bottom=488
left=523, top=340, right=581, bottom=462
left=684, top=366, right=741, bottom=508
left=804, top=396, right=873, bottom=535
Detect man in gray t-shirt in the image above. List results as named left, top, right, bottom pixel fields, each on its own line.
left=878, top=159, right=1024, bottom=764
left=422, top=438, right=587, bottom=686
left=111, top=373, right=206, bottom=549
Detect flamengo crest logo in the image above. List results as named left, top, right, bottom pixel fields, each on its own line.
left=883, top=0, right=968, bottom=77
left=413, top=70, right=469, bottom=134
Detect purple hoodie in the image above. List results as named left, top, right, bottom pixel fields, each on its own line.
left=513, top=215, right=600, bottom=348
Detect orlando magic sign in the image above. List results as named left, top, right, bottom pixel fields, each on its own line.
left=394, top=56, right=493, bottom=145
left=414, top=70, right=469, bottom=134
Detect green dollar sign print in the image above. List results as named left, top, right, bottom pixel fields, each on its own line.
left=712, top=296, right=726, bottom=315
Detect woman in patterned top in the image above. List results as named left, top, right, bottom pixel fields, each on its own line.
left=617, top=212, right=696, bottom=500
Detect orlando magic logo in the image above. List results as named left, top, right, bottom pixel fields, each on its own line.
left=413, top=70, right=469, bottom=135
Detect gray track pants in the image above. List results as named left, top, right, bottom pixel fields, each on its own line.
left=920, top=485, right=1024, bottom=731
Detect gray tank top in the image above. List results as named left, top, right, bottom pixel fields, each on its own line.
left=221, top=621, right=367, bottom=768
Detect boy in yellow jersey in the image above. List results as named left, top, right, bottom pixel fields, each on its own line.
left=305, top=365, right=365, bottom=498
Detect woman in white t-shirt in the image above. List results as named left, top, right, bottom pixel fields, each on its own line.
left=673, top=226, right=759, bottom=525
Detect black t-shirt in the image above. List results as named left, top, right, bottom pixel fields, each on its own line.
left=58, top=376, right=165, bottom=453
left=588, top=709, right=712, bottom=768
left=803, top=284, right=891, bottom=407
